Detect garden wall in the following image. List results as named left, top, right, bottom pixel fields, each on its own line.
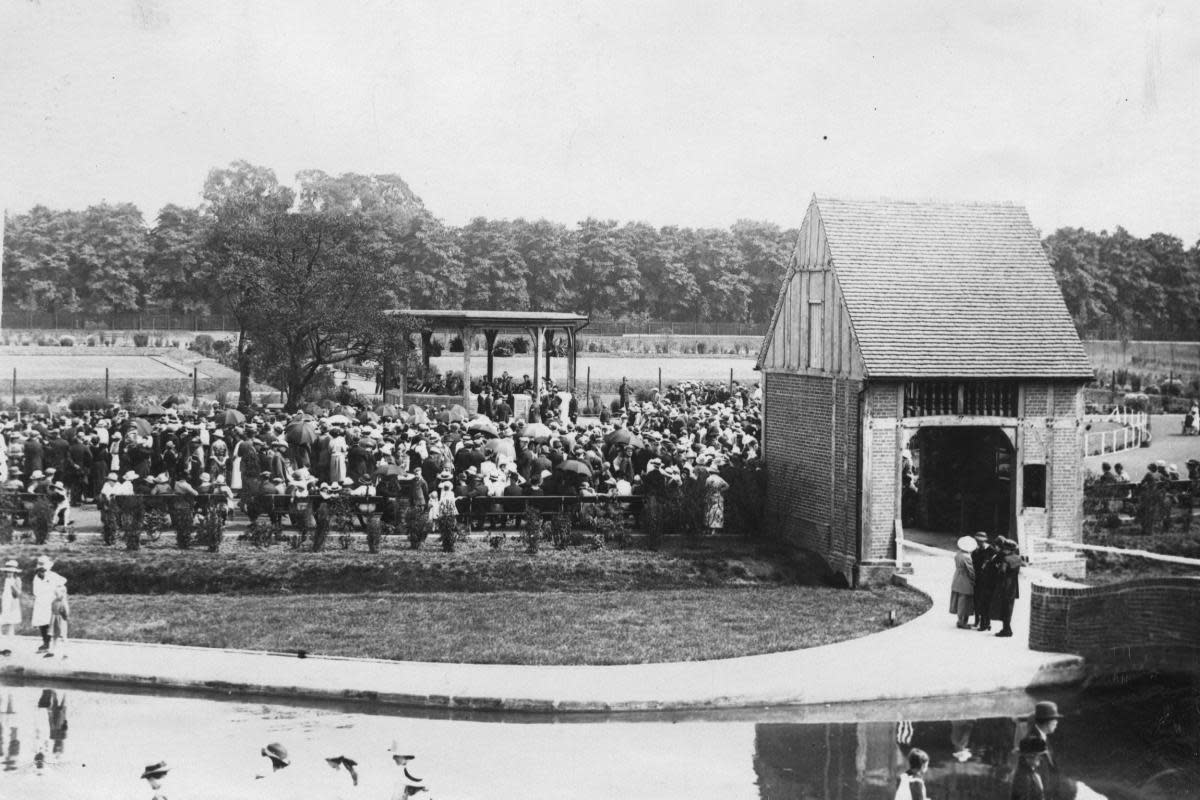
left=1029, top=578, right=1200, bottom=676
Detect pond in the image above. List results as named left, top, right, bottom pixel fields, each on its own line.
left=0, top=676, right=1196, bottom=799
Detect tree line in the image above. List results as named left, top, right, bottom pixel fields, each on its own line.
left=2, top=163, right=798, bottom=325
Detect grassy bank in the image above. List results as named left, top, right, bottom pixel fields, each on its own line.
left=50, top=586, right=928, bottom=664
left=0, top=539, right=829, bottom=594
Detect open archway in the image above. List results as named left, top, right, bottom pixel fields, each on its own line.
left=905, top=426, right=1014, bottom=538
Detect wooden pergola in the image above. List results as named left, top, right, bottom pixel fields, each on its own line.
left=386, top=309, right=590, bottom=408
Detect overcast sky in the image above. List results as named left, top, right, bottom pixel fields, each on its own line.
left=2, top=0, right=1198, bottom=241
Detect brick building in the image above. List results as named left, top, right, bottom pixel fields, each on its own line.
left=757, top=197, right=1094, bottom=586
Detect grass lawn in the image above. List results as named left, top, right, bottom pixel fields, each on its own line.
left=59, top=586, right=928, bottom=664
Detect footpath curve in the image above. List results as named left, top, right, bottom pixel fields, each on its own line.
left=0, top=545, right=1085, bottom=712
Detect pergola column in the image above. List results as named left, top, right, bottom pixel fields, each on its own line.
left=529, top=325, right=545, bottom=404
left=460, top=326, right=474, bottom=409
left=484, top=328, right=498, bottom=384
left=398, top=331, right=408, bottom=406
left=566, top=328, right=577, bottom=394
left=544, top=329, right=555, bottom=385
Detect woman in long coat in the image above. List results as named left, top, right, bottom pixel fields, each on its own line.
left=989, top=538, right=1022, bottom=638
left=949, top=536, right=976, bottom=629
left=328, top=429, right=349, bottom=484
left=704, top=469, right=730, bottom=536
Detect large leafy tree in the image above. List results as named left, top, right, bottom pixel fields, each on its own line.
left=145, top=204, right=213, bottom=313
left=732, top=220, right=795, bottom=323
left=571, top=218, right=641, bottom=318
left=397, top=212, right=466, bottom=309
left=456, top=218, right=530, bottom=310
left=69, top=203, right=149, bottom=313
left=514, top=218, right=576, bottom=311
left=2, top=206, right=81, bottom=313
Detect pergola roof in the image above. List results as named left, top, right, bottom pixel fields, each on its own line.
left=386, top=309, right=589, bottom=332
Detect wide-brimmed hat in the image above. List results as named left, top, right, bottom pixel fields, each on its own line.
left=1030, top=701, right=1063, bottom=722
left=35, top=555, right=53, bottom=569
left=140, top=761, right=170, bottom=780
left=123, top=470, right=139, bottom=480
left=972, top=532, right=989, bottom=542
left=29, top=470, right=44, bottom=480
left=2, top=559, right=19, bottom=573
left=956, top=535, right=977, bottom=553
left=262, top=742, right=290, bottom=766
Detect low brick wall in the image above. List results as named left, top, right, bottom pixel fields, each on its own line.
left=1030, top=578, right=1200, bottom=676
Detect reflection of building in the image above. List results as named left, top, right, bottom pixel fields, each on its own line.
left=757, top=197, right=1092, bottom=585
left=754, top=718, right=1019, bottom=799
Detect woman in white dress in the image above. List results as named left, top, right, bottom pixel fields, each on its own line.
left=0, top=559, right=22, bottom=656
left=328, top=429, right=349, bottom=484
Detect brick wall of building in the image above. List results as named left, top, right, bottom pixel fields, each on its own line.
left=865, top=383, right=901, bottom=564
left=1030, top=578, right=1200, bottom=675
left=763, top=372, right=862, bottom=582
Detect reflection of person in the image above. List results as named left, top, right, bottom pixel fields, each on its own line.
left=894, top=747, right=932, bottom=799
left=1025, top=702, right=1063, bottom=797
left=1011, top=737, right=1047, bottom=799
left=0, top=560, right=22, bottom=656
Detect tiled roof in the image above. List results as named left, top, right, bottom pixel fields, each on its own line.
left=815, top=196, right=1093, bottom=379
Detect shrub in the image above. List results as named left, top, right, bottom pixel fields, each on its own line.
left=492, top=339, right=514, bottom=358
left=58, top=336, right=75, bottom=347
left=426, top=338, right=444, bottom=357
left=511, top=336, right=529, bottom=354
left=1144, top=384, right=1161, bottom=395
left=695, top=341, right=707, bottom=354
left=437, top=512, right=460, bottom=552
left=449, top=335, right=464, bottom=353
left=132, top=333, right=150, bottom=347
left=212, top=338, right=232, bottom=355
left=1162, top=379, right=1184, bottom=397
left=17, top=398, right=39, bottom=414
left=69, top=394, right=111, bottom=413
left=195, top=507, right=224, bottom=552
left=404, top=506, right=431, bottom=549
left=549, top=514, right=573, bottom=550
left=171, top=498, right=195, bottom=550
left=364, top=517, right=383, bottom=554
left=119, top=384, right=136, bottom=406
left=488, top=532, right=505, bottom=550
left=192, top=334, right=214, bottom=354
left=83, top=321, right=109, bottom=331
left=522, top=508, right=543, bottom=554
left=338, top=533, right=353, bottom=550
left=312, top=505, right=331, bottom=552
left=29, top=498, right=55, bottom=545
left=86, top=336, right=97, bottom=347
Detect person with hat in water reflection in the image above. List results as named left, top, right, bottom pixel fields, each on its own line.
left=1024, top=701, right=1065, bottom=798
left=1011, top=736, right=1047, bottom=799
left=141, top=760, right=170, bottom=800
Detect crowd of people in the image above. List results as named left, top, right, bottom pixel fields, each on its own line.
left=0, top=379, right=763, bottom=535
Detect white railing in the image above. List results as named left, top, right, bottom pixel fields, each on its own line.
left=1085, top=408, right=1149, bottom=456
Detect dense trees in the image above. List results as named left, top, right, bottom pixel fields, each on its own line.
left=4, top=163, right=1199, bottom=341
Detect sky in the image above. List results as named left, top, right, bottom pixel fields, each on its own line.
left=1, top=0, right=1198, bottom=241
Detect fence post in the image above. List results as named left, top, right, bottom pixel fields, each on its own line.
left=105, top=368, right=109, bottom=402
left=730, top=368, right=734, bottom=394
left=585, top=367, right=590, bottom=409
left=11, top=369, right=15, bottom=407
left=193, top=367, right=198, bottom=406
left=658, top=367, right=662, bottom=396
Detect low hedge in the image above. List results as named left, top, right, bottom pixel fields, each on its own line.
left=0, top=542, right=815, bottom=595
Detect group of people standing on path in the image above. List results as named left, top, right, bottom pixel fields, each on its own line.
left=0, top=555, right=68, bottom=659
left=950, top=531, right=1022, bottom=637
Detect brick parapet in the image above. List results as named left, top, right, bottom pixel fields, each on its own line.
left=1029, top=578, right=1200, bottom=675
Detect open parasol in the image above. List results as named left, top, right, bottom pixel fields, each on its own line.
left=325, top=414, right=353, bottom=426
left=466, top=417, right=498, bottom=437
left=447, top=404, right=469, bottom=422
left=519, top=422, right=553, bottom=443
left=375, top=404, right=400, bottom=418
left=284, top=419, right=318, bottom=446
left=126, top=418, right=152, bottom=437
left=358, top=409, right=380, bottom=424
left=556, top=459, right=592, bottom=477
left=218, top=408, right=246, bottom=426
left=406, top=405, right=430, bottom=425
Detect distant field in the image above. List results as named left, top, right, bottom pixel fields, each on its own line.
left=0, top=354, right=211, bottom=380
left=429, top=355, right=759, bottom=385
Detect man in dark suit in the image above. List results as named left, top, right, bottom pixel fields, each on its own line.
left=1024, top=701, right=1065, bottom=798
left=971, top=532, right=995, bottom=630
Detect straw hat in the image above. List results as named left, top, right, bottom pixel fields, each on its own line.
left=140, top=761, right=170, bottom=780
left=956, top=535, right=977, bottom=553
left=261, top=742, right=290, bottom=766
left=2, top=559, right=19, bottom=574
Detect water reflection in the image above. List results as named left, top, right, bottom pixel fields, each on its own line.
left=0, top=677, right=1193, bottom=799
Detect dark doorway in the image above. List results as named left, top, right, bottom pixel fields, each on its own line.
left=908, top=426, right=1013, bottom=537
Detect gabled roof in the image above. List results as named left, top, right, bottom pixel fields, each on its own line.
left=803, top=196, right=1092, bottom=379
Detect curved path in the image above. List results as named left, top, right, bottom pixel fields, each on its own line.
left=0, top=544, right=1084, bottom=713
